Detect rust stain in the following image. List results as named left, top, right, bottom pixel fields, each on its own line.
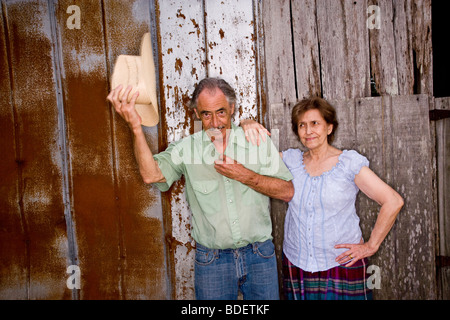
left=208, top=41, right=217, bottom=49
left=191, top=19, right=201, bottom=38
left=166, top=234, right=195, bottom=257
left=176, top=9, right=186, bottom=20
left=0, top=0, right=72, bottom=300
left=191, top=66, right=198, bottom=80
left=175, top=58, right=183, bottom=75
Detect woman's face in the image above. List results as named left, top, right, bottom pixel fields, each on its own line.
left=297, top=108, right=333, bottom=150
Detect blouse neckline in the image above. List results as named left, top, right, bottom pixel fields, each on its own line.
left=300, top=149, right=348, bottom=178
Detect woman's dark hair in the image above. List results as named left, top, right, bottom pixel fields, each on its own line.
left=291, top=97, right=339, bottom=144
left=189, top=77, right=237, bottom=110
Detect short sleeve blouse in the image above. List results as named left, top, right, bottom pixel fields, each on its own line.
left=281, top=148, right=369, bottom=272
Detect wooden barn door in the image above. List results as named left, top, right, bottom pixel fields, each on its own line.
left=262, top=0, right=437, bottom=299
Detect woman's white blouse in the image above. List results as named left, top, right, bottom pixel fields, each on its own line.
left=282, top=149, right=369, bottom=272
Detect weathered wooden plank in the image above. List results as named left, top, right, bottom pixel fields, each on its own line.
left=354, top=96, right=397, bottom=300
left=355, top=95, right=436, bottom=299
left=391, top=0, right=414, bottom=95
left=204, top=0, right=258, bottom=122
left=389, top=94, right=435, bottom=299
left=103, top=0, right=168, bottom=299
left=354, top=97, right=386, bottom=266
left=261, top=0, right=298, bottom=297
left=390, top=0, right=433, bottom=96
left=368, top=0, right=399, bottom=95
left=328, top=98, right=356, bottom=151
left=157, top=0, right=206, bottom=300
left=409, top=0, right=433, bottom=95
left=435, top=98, right=450, bottom=257
left=262, top=0, right=297, bottom=150
left=291, top=0, right=321, bottom=99
left=434, top=97, right=450, bottom=299
left=55, top=0, right=122, bottom=299
left=0, top=0, right=69, bottom=299
left=316, top=0, right=370, bottom=100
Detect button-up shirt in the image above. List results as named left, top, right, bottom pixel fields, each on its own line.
left=282, top=149, right=369, bottom=272
left=153, top=123, right=293, bottom=249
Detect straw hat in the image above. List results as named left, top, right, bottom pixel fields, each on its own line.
left=111, top=33, right=159, bottom=127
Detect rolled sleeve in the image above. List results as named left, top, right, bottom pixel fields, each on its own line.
left=152, top=142, right=184, bottom=192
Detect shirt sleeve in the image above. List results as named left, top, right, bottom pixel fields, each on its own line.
left=343, top=150, right=370, bottom=180
left=152, top=141, right=184, bottom=192
left=281, top=148, right=303, bottom=170
left=258, top=137, right=293, bottom=181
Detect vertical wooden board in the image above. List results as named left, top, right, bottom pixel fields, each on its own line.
left=391, top=0, right=414, bottom=95
left=316, top=0, right=370, bottom=100
left=0, top=2, right=27, bottom=299
left=390, top=95, right=436, bottom=299
left=159, top=0, right=205, bottom=143
left=158, top=0, right=206, bottom=300
left=291, top=0, right=321, bottom=99
left=368, top=0, right=399, bottom=95
left=355, top=95, right=436, bottom=299
left=1, top=0, right=69, bottom=299
left=354, top=97, right=393, bottom=299
left=262, top=0, right=298, bottom=296
left=435, top=98, right=450, bottom=257
left=341, top=0, right=370, bottom=98
left=55, top=0, right=121, bottom=299
left=204, top=0, right=257, bottom=122
left=409, top=0, right=433, bottom=95
left=328, top=98, right=356, bottom=150
left=354, top=97, right=386, bottom=236
left=262, top=0, right=298, bottom=149
left=435, top=98, right=450, bottom=299
left=103, top=0, right=168, bottom=299
left=262, top=0, right=296, bottom=109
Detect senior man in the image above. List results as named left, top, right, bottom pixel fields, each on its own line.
left=107, top=77, right=294, bottom=300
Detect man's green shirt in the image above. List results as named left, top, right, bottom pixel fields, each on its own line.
left=153, top=123, right=293, bottom=249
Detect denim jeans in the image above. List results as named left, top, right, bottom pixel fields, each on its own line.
left=194, top=239, right=280, bottom=300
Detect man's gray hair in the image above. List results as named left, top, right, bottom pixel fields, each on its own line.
left=189, top=77, right=237, bottom=110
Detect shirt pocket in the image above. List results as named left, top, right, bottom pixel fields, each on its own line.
left=192, top=180, right=221, bottom=215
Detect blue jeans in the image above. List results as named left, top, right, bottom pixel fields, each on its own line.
left=194, top=239, right=280, bottom=300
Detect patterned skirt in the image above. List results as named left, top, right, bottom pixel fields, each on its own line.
left=282, top=254, right=373, bottom=300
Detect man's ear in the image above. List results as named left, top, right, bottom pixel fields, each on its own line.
left=194, top=108, right=200, bottom=120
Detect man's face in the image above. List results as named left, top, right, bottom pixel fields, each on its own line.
left=194, top=89, right=235, bottom=141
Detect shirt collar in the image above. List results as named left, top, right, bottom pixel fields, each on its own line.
left=198, top=122, right=249, bottom=150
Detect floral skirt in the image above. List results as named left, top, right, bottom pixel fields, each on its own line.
left=282, top=254, right=373, bottom=300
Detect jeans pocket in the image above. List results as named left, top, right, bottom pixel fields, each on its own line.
left=254, top=240, right=275, bottom=259
left=195, top=245, right=217, bottom=266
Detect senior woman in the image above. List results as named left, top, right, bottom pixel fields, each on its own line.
left=242, top=97, right=403, bottom=300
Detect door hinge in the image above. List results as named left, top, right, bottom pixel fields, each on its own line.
left=436, top=255, right=450, bottom=268
left=430, top=109, right=450, bottom=121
